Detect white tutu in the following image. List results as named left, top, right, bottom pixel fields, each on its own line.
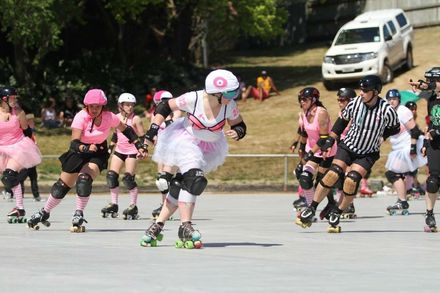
left=414, top=136, right=427, bottom=168
left=385, top=137, right=419, bottom=173
left=0, top=137, right=42, bottom=171
left=152, top=118, right=228, bottom=173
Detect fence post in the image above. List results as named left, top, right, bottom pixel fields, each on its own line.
left=284, top=155, right=288, bottom=192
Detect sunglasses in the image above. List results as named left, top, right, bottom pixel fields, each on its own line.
left=222, top=88, right=239, bottom=100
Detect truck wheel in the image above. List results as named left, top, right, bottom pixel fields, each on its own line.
left=404, top=47, right=413, bottom=70
left=323, top=80, right=337, bottom=90
left=381, top=62, right=393, bottom=84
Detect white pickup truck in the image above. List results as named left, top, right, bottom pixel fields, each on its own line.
left=321, top=9, right=414, bottom=89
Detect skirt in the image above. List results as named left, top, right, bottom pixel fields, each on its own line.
left=0, top=137, right=42, bottom=171
left=385, top=136, right=424, bottom=173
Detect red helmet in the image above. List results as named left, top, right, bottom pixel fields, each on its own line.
left=83, top=89, right=107, bottom=106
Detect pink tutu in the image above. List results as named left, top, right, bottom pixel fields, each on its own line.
left=0, top=137, right=42, bottom=171
left=152, top=118, right=228, bottom=173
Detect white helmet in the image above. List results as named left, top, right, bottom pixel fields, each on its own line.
left=205, top=69, right=239, bottom=96
left=118, top=93, right=136, bottom=104
left=153, top=90, right=173, bottom=105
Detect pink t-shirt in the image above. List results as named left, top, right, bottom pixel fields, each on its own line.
left=115, top=113, right=137, bottom=155
left=0, top=111, right=24, bottom=145
left=71, top=110, right=120, bottom=144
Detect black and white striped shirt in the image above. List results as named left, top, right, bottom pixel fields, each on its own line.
left=341, top=96, right=399, bottom=154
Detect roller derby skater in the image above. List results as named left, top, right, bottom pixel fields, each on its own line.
left=28, top=89, right=146, bottom=231
left=103, top=93, right=144, bottom=220
left=140, top=69, right=246, bottom=247
left=297, top=76, right=399, bottom=232
left=27, top=208, right=50, bottom=230
left=409, top=68, right=440, bottom=232
left=0, top=86, right=42, bottom=224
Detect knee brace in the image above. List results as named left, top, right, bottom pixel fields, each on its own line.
left=182, top=168, right=208, bottom=196
left=155, top=172, right=173, bottom=194
left=106, top=170, right=119, bottom=189
left=321, top=165, right=344, bottom=189
left=343, top=171, right=362, bottom=196
left=1, top=169, right=19, bottom=189
left=299, top=170, right=314, bottom=189
left=122, top=172, right=137, bottom=190
left=51, top=178, right=71, bottom=199
left=385, top=170, right=405, bottom=184
left=426, top=175, right=440, bottom=193
left=169, top=173, right=183, bottom=200
left=76, top=173, right=93, bottom=197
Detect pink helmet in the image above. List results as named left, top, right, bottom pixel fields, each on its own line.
left=153, top=90, right=173, bottom=105
left=83, top=89, right=107, bottom=106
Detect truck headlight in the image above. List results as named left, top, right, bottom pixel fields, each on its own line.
left=361, top=52, right=378, bottom=61
left=323, top=56, right=335, bottom=64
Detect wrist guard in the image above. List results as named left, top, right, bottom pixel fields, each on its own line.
left=290, top=140, right=298, bottom=149
left=122, top=125, right=138, bottom=143
left=320, top=136, right=335, bottom=151
left=429, top=129, right=440, bottom=139
left=145, top=123, right=160, bottom=143
left=111, top=132, right=118, bottom=143
left=23, top=127, right=33, bottom=138
left=231, top=121, right=247, bottom=140
left=410, top=144, right=417, bottom=155
left=70, top=139, right=82, bottom=152
left=303, top=151, right=314, bottom=162
left=299, top=142, right=306, bottom=153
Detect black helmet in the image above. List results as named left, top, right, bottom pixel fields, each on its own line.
left=337, top=88, right=357, bottom=100
left=424, top=67, right=440, bottom=81
left=298, top=87, right=320, bottom=103
left=385, top=89, right=401, bottom=102
left=359, top=75, right=382, bottom=93
left=0, top=86, right=17, bottom=98
left=405, top=101, right=417, bottom=111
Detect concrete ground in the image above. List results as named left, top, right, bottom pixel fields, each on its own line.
left=0, top=192, right=439, bottom=293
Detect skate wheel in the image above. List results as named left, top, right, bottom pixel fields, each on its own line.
left=424, top=226, right=438, bottom=233
left=193, top=240, right=203, bottom=249
left=402, top=210, right=410, bottom=216
left=192, top=231, right=202, bottom=241
left=80, top=226, right=86, bottom=232
left=22, top=218, right=27, bottom=223
left=70, top=226, right=78, bottom=233
left=111, top=213, right=118, bottom=218
left=184, top=240, right=194, bottom=249
left=175, top=240, right=184, bottom=248
left=7, top=218, right=12, bottom=224
left=156, top=233, right=164, bottom=241
left=150, top=240, right=158, bottom=247
left=295, top=217, right=312, bottom=229
left=101, top=213, right=107, bottom=218
left=327, top=226, right=341, bottom=233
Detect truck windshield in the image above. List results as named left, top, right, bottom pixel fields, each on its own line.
left=334, top=27, right=380, bottom=45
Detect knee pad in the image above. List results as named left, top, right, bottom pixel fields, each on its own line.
left=182, top=168, right=208, bottom=196
left=343, top=171, right=362, bottom=196
left=155, top=172, right=173, bottom=194
left=169, top=173, right=183, bottom=200
left=50, top=178, right=71, bottom=199
left=1, top=169, right=19, bottom=189
left=426, top=175, right=440, bottom=193
left=76, top=173, right=93, bottom=197
left=385, top=170, right=405, bottom=184
left=106, top=170, right=119, bottom=189
left=122, top=172, right=137, bottom=190
left=321, top=165, right=344, bottom=189
left=299, top=170, right=314, bottom=189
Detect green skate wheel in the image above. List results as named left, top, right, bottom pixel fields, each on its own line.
left=184, top=240, right=194, bottom=249
left=150, top=240, right=158, bottom=247
left=13, top=218, right=18, bottom=223
left=156, top=234, right=164, bottom=241
left=175, top=240, right=184, bottom=248
left=140, top=240, right=148, bottom=247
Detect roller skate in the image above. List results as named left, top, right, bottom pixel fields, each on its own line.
left=151, top=204, right=163, bottom=219
left=341, top=203, right=357, bottom=219
left=295, top=206, right=316, bottom=228
left=140, top=222, right=164, bottom=247
left=424, top=211, right=438, bottom=233
left=7, top=208, right=27, bottom=224
left=293, top=196, right=307, bottom=212
left=319, top=201, right=336, bottom=220
left=327, top=209, right=342, bottom=233
left=122, top=204, right=139, bottom=220
left=101, top=203, right=118, bottom=218
left=27, top=208, right=51, bottom=230
left=70, top=210, right=88, bottom=233
left=175, top=221, right=202, bottom=249
left=359, top=186, right=374, bottom=198
left=386, top=199, right=409, bottom=216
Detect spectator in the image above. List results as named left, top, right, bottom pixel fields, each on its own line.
left=59, top=96, right=80, bottom=127
left=41, top=97, right=62, bottom=129
left=242, top=70, right=280, bottom=102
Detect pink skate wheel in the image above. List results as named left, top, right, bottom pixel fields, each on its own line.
left=194, top=241, right=203, bottom=249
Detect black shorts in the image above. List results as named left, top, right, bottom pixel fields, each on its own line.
left=114, top=151, right=137, bottom=162
left=427, top=143, right=440, bottom=176
left=334, top=143, right=379, bottom=171
left=309, top=155, right=334, bottom=169
left=59, top=141, right=109, bottom=173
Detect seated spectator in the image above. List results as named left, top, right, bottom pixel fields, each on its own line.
left=242, top=70, right=280, bottom=102
left=41, top=97, right=62, bottom=129
left=59, top=96, right=80, bottom=127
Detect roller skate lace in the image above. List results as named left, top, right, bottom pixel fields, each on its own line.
left=146, top=222, right=163, bottom=239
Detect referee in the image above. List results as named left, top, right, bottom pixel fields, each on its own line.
left=296, top=75, right=400, bottom=231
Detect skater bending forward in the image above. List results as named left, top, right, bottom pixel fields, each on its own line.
left=140, top=69, right=246, bottom=248
left=28, top=89, right=146, bottom=232
left=296, top=75, right=399, bottom=232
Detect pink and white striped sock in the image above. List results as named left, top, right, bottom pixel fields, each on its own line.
left=76, top=196, right=90, bottom=211
left=44, top=195, right=62, bottom=213
left=110, top=187, right=119, bottom=204
left=129, top=187, right=138, bottom=205
left=12, top=184, right=24, bottom=209
left=303, top=187, right=315, bottom=205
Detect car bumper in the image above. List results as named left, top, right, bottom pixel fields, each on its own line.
left=322, top=59, right=381, bottom=81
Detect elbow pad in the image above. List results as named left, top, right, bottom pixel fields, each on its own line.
left=154, top=100, right=172, bottom=118
left=23, top=127, right=33, bottom=138
left=410, top=126, right=422, bottom=140
left=332, top=117, right=349, bottom=136
left=231, top=121, right=247, bottom=140
left=122, top=125, right=138, bottom=143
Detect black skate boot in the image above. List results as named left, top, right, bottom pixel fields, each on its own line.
left=101, top=203, right=119, bottom=218
left=386, top=199, right=409, bottom=216
left=7, top=207, right=26, bottom=224
left=151, top=204, right=163, bottom=219
left=341, top=203, right=357, bottom=219
left=176, top=221, right=202, bottom=249
left=319, top=201, right=336, bottom=220
left=123, top=204, right=139, bottom=220
left=327, top=209, right=342, bottom=233
left=424, top=210, right=438, bottom=233
left=70, top=210, right=88, bottom=233
left=293, top=196, right=307, bottom=212
left=295, top=206, right=316, bottom=228
left=27, top=208, right=51, bottom=230
left=140, top=222, right=164, bottom=247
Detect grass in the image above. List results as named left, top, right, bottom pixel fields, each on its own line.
left=35, top=26, right=439, bottom=187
